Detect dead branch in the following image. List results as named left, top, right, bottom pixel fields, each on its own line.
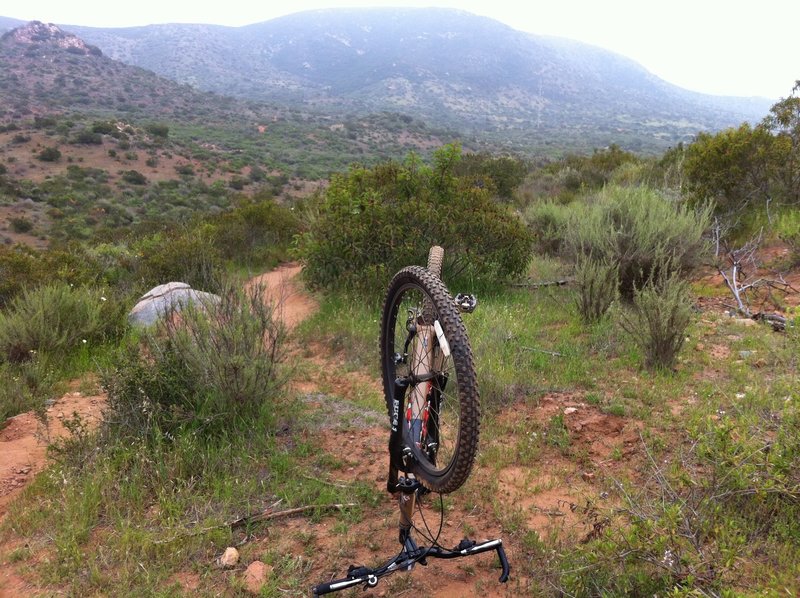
left=512, top=278, right=573, bottom=289
left=717, top=229, right=792, bottom=330
left=230, top=502, right=356, bottom=528
left=521, top=346, right=564, bottom=357
left=152, top=501, right=356, bottom=544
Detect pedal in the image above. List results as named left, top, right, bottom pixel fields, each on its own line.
left=454, top=293, right=477, bottom=313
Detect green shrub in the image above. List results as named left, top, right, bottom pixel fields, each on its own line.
left=618, top=264, right=693, bottom=370
left=91, top=121, right=115, bottom=135
left=145, top=123, right=169, bottom=139
left=453, top=152, right=528, bottom=200
left=0, top=246, right=42, bottom=307
left=37, top=146, right=61, bottom=162
left=121, top=170, right=147, bottom=185
left=564, top=185, right=711, bottom=300
left=0, top=282, right=106, bottom=363
left=574, top=256, right=619, bottom=323
left=9, top=217, right=33, bottom=234
left=72, top=130, right=103, bottom=145
left=133, top=224, right=224, bottom=293
left=524, top=200, right=571, bottom=256
left=0, top=356, right=59, bottom=420
left=298, top=144, right=532, bottom=293
left=103, top=283, right=287, bottom=437
left=211, top=198, right=300, bottom=268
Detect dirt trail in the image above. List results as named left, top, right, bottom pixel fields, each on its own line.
left=0, top=264, right=318, bottom=596
left=246, top=262, right=317, bottom=330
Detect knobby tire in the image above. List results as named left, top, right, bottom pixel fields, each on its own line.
left=380, top=265, right=479, bottom=494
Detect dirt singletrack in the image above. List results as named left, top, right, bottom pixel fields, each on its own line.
left=245, top=262, right=317, bottom=330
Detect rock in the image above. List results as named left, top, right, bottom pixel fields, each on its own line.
left=563, top=407, right=578, bottom=415
left=218, top=547, right=239, bottom=569
left=733, top=318, right=757, bottom=327
left=128, top=282, right=221, bottom=328
left=243, top=560, right=272, bottom=594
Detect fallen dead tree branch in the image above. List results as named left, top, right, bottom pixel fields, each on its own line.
left=717, top=230, right=794, bottom=331
left=512, top=278, right=573, bottom=289
left=152, top=501, right=356, bottom=544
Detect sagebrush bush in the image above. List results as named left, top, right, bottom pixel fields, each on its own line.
left=619, top=264, right=693, bottom=370
left=132, top=224, right=224, bottom=293
left=211, top=198, right=300, bottom=268
left=0, top=282, right=107, bottom=363
left=564, top=185, right=712, bottom=300
left=297, top=144, right=532, bottom=294
left=524, top=200, right=571, bottom=256
left=574, top=256, right=619, bottom=323
left=103, top=283, right=287, bottom=437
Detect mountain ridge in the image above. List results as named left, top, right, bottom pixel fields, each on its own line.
left=0, top=10, right=775, bottom=153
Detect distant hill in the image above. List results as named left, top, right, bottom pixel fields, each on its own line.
left=0, top=21, right=269, bottom=124
left=0, top=21, right=456, bottom=183
left=59, top=8, right=773, bottom=153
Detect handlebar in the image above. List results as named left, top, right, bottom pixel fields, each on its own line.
left=311, top=537, right=509, bottom=595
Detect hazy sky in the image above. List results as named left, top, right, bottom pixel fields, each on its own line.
left=4, top=0, right=798, bottom=100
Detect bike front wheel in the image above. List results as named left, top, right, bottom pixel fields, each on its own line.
left=380, top=266, right=480, bottom=494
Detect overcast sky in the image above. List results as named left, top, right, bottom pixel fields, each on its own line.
left=4, top=0, right=797, bottom=100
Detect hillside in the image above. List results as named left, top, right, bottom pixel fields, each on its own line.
left=0, top=21, right=464, bottom=244
left=58, top=8, right=773, bottom=153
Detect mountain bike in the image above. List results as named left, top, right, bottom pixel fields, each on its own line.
left=311, top=247, right=509, bottom=595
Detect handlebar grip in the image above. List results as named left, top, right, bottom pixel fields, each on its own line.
left=311, top=573, right=371, bottom=596
left=496, top=542, right=511, bottom=583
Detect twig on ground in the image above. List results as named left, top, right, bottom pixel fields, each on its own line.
left=232, top=502, right=357, bottom=527
left=301, top=473, right=352, bottom=489
left=152, top=501, right=355, bottom=544
left=521, top=346, right=564, bottom=357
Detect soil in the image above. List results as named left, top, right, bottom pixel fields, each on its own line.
left=245, top=262, right=317, bottom=330
left=0, top=388, right=105, bottom=521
